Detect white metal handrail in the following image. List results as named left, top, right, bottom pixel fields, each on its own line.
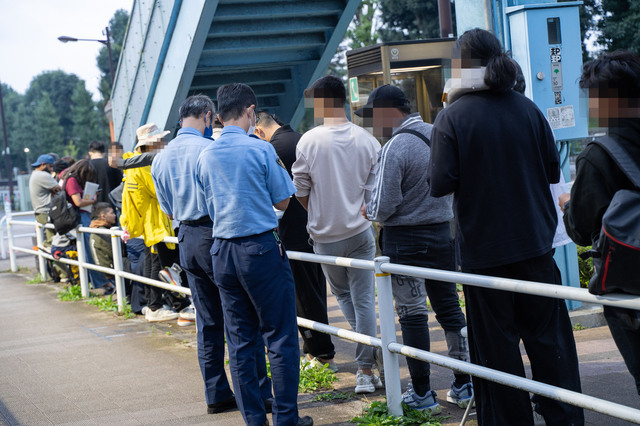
left=5, top=213, right=640, bottom=422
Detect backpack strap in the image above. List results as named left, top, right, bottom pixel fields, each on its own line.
left=394, top=128, right=431, bottom=147
left=590, top=136, right=640, bottom=189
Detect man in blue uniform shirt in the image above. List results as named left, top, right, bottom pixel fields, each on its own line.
left=196, top=84, right=311, bottom=426
left=151, top=94, right=273, bottom=416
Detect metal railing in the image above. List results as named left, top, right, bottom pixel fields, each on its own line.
left=5, top=210, right=640, bottom=423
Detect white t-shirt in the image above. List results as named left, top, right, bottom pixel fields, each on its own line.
left=292, top=121, right=380, bottom=243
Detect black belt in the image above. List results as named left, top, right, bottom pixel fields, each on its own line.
left=181, top=216, right=212, bottom=226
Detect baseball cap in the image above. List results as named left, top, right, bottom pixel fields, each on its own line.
left=31, top=154, right=55, bottom=167
left=354, top=84, right=410, bottom=117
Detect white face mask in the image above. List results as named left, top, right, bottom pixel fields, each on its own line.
left=247, top=110, right=256, bottom=136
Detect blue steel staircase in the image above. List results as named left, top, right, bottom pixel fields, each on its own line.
left=111, top=0, right=361, bottom=149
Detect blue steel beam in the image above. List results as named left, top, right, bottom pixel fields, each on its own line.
left=207, top=16, right=337, bottom=38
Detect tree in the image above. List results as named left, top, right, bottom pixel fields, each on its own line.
left=595, top=0, right=640, bottom=55
left=24, top=71, right=81, bottom=145
left=71, top=81, right=109, bottom=151
left=97, top=9, right=130, bottom=100
left=32, top=93, right=65, bottom=158
left=0, top=83, right=28, bottom=174
left=378, top=0, right=442, bottom=41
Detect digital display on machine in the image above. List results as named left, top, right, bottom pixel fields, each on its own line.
left=547, top=17, right=562, bottom=45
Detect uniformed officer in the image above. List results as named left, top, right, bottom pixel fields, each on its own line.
left=196, top=84, right=312, bottom=426
left=151, top=94, right=273, bottom=416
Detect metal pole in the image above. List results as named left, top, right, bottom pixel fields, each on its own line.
left=35, top=223, right=48, bottom=280
left=375, top=256, right=402, bottom=417
left=437, top=0, right=454, bottom=38
left=0, top=83, right=13, bottom=204
left=104, top=27, right=115, bottom=86
left=75, top=227, right=90, bottom=297
left=110, top=226, right=125, bottom=312
left=6, top=204, right=16, bottom=271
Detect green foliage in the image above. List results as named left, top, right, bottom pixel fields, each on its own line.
left=576, top=246, right=593, bottom=289
left=346, top=0, right=380, bottom=50
left=351, top=400, right=448, bottom=425
left=379, top=0, right=455, bottom=41
left=58, top=285, right=83, bottom=301
left=573, top=323, right=586, bottom=331
left=86, top=294, right=135, bottom=318
left=71, top=81, right=109, bottom=148
left=313, top=391, right=357, bottom=402
left=33, top=93, right=66, bottom=155
left=595, top=0, right=640, bottom=55
left=299, top=360, right=338, bottom=393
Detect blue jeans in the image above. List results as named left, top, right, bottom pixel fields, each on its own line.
left=312, top=228, right=377, bottom=369
left=80, top=211, right=109, bottom=289
left=380, top=223, right=469, bottom=394
left=211, top=231, right=300, bottom=426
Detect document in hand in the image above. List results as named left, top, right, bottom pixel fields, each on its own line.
left=83, top=182, right=99, bottom=212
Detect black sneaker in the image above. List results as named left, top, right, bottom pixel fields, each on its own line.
left=296, top=416, right=313, bottom=426
left=207, top=395, right=237, bottom=414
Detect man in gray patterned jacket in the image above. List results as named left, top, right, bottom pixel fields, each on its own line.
left=358, top=85, right=472, bottom=414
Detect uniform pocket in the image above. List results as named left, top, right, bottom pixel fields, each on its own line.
left=244, top=240, right=274, bottom=256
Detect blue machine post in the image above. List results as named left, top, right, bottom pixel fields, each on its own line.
left=456, top=0, right=587, bottom=309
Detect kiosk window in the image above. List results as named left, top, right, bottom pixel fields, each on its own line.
left=547, top=17, right=561, bottom=45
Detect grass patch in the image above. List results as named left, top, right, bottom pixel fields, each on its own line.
left=85, top=294, right=135, bottom=318
left=58, top=285, right=83, bottom=301
left=299, top=360, right=338, bottom=393
left=573, top=323, right=586, bottom=331
left=26, top=273, right=46, bottom=284
left=313, top=391, right=357, bottom=402
left=351, top=400, right=449, bottom=425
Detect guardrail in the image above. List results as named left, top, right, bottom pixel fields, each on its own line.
left=5, top=210, right=640, bottom=423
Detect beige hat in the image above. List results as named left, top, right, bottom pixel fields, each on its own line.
left=135, top=123, right=170, bottom=149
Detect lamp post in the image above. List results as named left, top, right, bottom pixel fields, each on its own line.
left=58, top=26, right=114, bottom=85
left=23, top=147, right=30, bottom=171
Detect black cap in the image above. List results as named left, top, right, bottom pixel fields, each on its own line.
left=354, top=84, right=409, bottom=117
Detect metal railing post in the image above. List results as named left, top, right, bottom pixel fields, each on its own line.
left=6, top=204, right=17, bottom=272
left=111, top=227, right=125, bottom=312
left=375, top=256, right=402, bottom=417
left=35, top=223, right=48, bottom=280
left=75, top=227, right=90, bottom=298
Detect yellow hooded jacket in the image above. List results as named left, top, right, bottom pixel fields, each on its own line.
left=119, top=151, right=175, bottom=249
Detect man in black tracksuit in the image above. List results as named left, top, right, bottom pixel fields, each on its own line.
left=254, top=111, right=336, bottom=369
left=561, top=51, right=640, bottom=395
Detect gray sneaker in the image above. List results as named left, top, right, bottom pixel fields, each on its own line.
left=446, top=381, right=474, bottom=408
left=145, top=306, right=179, bottom=322
left=402, top=383, right=441, bottom=414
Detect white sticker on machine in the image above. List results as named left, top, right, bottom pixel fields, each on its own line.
left=547, top=105, right=575, bottom=129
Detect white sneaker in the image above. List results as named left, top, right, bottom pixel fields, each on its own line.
left=177, top=305, right=196, bottom=326
left=145, top=306, right=179, bottom=322
left=355, top=371, right=384, bottom=394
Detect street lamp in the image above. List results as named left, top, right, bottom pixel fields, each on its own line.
left=23, top=147, right=30, bottom=171
left=58, top=26, right=114, bottom=85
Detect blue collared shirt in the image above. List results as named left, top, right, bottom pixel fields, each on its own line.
left=196, top=125, right=295, bottom=238
left=151, top=127, right=211, bottom=222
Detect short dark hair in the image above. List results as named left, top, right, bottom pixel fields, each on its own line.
left=303, top=75, right=346, bottom=107
left=179, top=94, right=215, bottom=120
left=88, top=141, right=106, bottom=154
left=216, top=83, right=257, bottom=121
left=454, top=28, right=516, bottom=92
left=255, top=110, right=278, bottom=127
left=580, top=50, right=640, bottom=106
left=92, top=202, right=113, bottom=220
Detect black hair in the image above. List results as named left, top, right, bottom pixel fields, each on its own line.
left=110, top=142, right=123, bottom=151
left=255, top=110, right=278, bottom=127
left=511, top=58, right=526, bottom=95
left=303, top=75, right=346, bottom=107
left=580, top=50, right=640, bottom=106
left=216, top=83, right=257, bottom=121
left=454, top=28, right=516, bottom=92
left=53, top=159, right=69, bottom=174
left=88, top=141, right=106, bottom=154
left=91, top=202, right=113, bottom=220
left=179, top=94, right=215, bottom=120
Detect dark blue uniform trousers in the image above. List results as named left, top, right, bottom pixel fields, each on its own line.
left=211, top=231, right=300, bottom=426
left=179, top=222, right=273, bottom=407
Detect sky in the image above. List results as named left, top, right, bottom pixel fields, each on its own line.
left=0, top=0, right=133, bottom=100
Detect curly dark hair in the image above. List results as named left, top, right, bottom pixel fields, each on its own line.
left=65, top=159, right=96, bottom=189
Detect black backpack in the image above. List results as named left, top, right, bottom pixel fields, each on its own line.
left=584, top=136, right=640, bottom=295
left=49, top=178, right=80, bottom=235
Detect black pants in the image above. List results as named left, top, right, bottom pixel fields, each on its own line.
left=143, top=243, right=190, bottom=312
left=464, top=251, right=584, bottom=426
left=604, top=306, right=640, bottom=394
left=290, top=245, right=335, bottom=359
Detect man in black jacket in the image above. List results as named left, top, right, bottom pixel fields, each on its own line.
left=89, top=140, right=123, bottom=205
left=561, top=50, right=640, bottom=395
left=254, top=111, right=337, bottom=371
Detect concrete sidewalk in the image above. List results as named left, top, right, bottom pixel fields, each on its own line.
left=0, top=267, right=639, bottom=425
